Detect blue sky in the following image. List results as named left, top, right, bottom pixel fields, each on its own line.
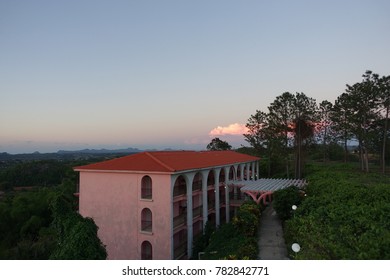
left=1, top=0, right=389, bottom=153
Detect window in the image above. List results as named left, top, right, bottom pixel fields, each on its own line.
left=141, top=208, right=152, bottom=232
left=141, top=241, right=152, bottom=260
left=141, top=176, right=152, bottom=199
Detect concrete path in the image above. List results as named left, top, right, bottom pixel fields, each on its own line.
left=257, top=204, right=289, bottom=260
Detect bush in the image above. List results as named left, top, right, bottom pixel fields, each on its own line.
left=284, top=166, right=390, bottom=259
left=201, top=201, right=261, bottom=260
left=273, top=186, right=303, bottom=221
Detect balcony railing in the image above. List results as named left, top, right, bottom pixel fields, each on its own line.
left=174, top=241, right=187, bottom=259
left=192, top=181, right=202, bottom=192
left=173, top=213, right=187, bottom=229
left=173, top=187, right=186, bottom=197
left=208, top=201, right=215, bottom=211
left=192, top=206, right=202, bottom=218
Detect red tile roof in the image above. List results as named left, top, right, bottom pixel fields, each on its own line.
left=74, top=150, right=259, bottom=173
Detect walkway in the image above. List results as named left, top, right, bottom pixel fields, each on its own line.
left=257, top=204, right=289, bottom=260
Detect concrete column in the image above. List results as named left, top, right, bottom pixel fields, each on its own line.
left=240, top=164, right=244, bottom=181
left=224, top=166, right=230, bottom=223
left=256, top=161, right=260, bottom=180
left=201, top=170, right=209, bottom=231
left=246, top=163, right=250, bottom=181
left=170, top=175, right=177, bottom=259
left=185, top=172, right=195, bottom=259
left=252, top=162, right=256, bottom=180
left=214, top=168, right=221, bottom=227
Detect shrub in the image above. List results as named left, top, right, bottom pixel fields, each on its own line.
left=201, top=201, right=261, bottom=260
left=273, top=186, right=303, bottom=221
left=284, top=166, right=390, bottom=259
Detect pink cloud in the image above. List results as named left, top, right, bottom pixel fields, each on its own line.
left=209, top=123, right=248, bottom=136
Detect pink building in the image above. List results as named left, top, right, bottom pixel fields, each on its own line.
left=74, top=150, right=259, bottom=260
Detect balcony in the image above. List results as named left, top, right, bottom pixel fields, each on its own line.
left=173, top=213, right=187, bottom=231
left=174, top=240, right=187, bottom=260
left=192, top=181, right=202, bottom=192
left=192, top=206, right=202, bottom=219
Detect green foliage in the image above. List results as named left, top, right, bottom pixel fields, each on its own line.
left=244, top=71, right=390, bottom=175
left=0, top=188, right=58, bottom=259
left=0, top=176, right=106, bottom=260
left=49, top=193, right=107, bottom=260
left=207, top=138, right=232, bottom=151
left=201, top=201, right=260, bottom=260
left=0, top=160, right=74, bottom=188
left=232, top=201, right=260, bottom=236
left=273, top=186, right=303, bottom=221
left=284, top=165, right=390, bottom=259
left=192, top=221, right=215, bottom=259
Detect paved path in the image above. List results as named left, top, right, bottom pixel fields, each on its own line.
left=257, top=204, right=289, bottom=260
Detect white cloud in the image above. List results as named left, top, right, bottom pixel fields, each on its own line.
left=209, top=123, right=248, bottom=136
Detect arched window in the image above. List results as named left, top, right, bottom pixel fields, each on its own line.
left=141, top=241, right=152, bottom=260
left=141, top=208, right=152, bottom=232
left=141, top=176, right=152, bottom=199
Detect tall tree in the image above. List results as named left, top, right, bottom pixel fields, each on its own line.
left=268, top=92, right=295, bottom=178
left=377, top=75, right=390, bottom=173
left=330, top=93, right=354, bottom=163
left=291, top=93, right=318, bottom=179
left=244, top=110, right=283, bottom=176
left=345, top=71, right=380, bottom=172
left=317, top=100, right=333, bottom=162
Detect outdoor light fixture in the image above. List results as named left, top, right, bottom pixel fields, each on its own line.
left=292, top=243, right=300, bottom=252
left=292, top=205, right=297, bottom=211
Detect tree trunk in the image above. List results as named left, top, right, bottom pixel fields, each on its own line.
left=365, top=147, right=369, bottom=172
left=323, top=125, right=328, bottom=163
left=382, top=107, right=389, bottom=174
left=359, top=139, right=364, bottom=171
left=285, top=131, right=289, bottom=178
left=343, top=131, right=348, bottom=163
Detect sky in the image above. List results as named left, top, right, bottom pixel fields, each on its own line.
left=1, top=0, right=390, bottom=153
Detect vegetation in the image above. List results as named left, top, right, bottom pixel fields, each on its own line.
left=272, top=186, right=303, bottom=221
left=281, top=163, right=390, bottom=259
left=50, top=191, right=107, bottom=259
left=0, top=160, right=107, bottom=259
left=197, top=201, right=261, bottom=260
left=244, top=70, right=390, bottom=177
left=207, top=137, right=232, bottom=151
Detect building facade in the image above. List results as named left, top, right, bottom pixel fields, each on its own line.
left=74, top=150, right=260, bottom=259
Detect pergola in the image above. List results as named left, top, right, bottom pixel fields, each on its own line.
left=230, top=178, right=307, bottom=205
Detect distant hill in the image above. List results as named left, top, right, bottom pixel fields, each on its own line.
left=0, top=148, right=143, bottom=163
left=0, top=147, right=179, bottom=163
left=57, top=147, right=142, bottom=154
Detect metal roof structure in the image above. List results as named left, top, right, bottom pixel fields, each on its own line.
left=230, top=178, right=307, bottom=205
left=232, top=178, right=307, bottom=192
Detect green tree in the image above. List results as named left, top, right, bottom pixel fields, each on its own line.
left=343, top=71, right=381, bottom=172
left=206, top=138, right=232, bottom=151
left=330, top=93, right=354, bottom=163
left=377, top=75, right=390, bottom=173
left=268, top=92, right=296, bottom=177
left=317, top=100, right=334, bottom=162
left=50, top=193, right=107, bottom=260
left=292, top=93, right=318, bottom=178
left=244, top=110, right=283, bottom=176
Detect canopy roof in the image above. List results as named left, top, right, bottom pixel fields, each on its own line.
left=232, top=178, right=307, bottom=192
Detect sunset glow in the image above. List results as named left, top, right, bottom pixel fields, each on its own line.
left=1, top=1, right=389, bottom=153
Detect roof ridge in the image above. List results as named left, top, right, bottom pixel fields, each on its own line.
left=144, top=152, right=176, bottom=172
